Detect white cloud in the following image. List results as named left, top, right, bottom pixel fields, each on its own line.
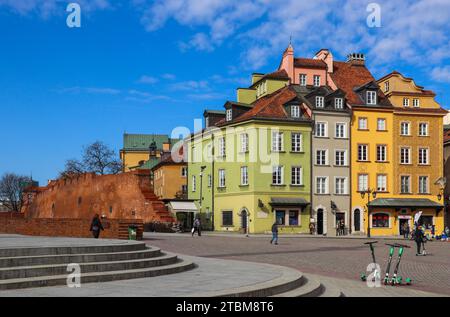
left=431, top=66, right=450, bottom=83
left=59, top=86, right=121, bottom=95
left=138, top=75, right=159, bottom=85
left=169, top=80, right=210, bottom=91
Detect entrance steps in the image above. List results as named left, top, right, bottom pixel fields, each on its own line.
left=0, top=241, right=194, bottom=290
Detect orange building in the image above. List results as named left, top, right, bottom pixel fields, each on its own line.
left=152, top=152, right=187, bottom=200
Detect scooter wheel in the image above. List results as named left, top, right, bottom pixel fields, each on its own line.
left=405, top=278, right=412, bottom=285
left=360, top=274, right=367, bottom=281
left=397, top=277, right=403, bottom=284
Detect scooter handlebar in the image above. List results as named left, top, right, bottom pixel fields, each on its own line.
left=364, top=241, right=378, bottom=245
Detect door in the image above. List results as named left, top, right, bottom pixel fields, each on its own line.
left=354, top=209, right=361, bottom=232
left=399, top=219, right=408, bottom=235
left=241, top=210, right=248, bottom=233
left=317, top=209, right=324, bottom=235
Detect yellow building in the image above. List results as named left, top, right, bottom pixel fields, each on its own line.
left=152, top=153, right=188, bottom=200
left=375, top=71, right=447, bottom=236
left=120, top=134, right=177, bottom=172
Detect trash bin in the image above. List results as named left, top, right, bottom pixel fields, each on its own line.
left=128, top=225, right=138, bottom=240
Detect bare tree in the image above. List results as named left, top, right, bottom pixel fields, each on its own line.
left=60, top=141, right=123, bottom=177
left=0, top=173, right=32, bottom=212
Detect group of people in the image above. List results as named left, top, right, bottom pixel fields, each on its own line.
left=336, top=220, right=346, bottom=236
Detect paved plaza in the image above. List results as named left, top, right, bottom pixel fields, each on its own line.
left=144, top=232, right=450, bottom=296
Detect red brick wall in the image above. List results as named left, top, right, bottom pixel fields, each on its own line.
left=0, top=213, right=143, bottom=240
left=22, top=170, right=173, bottom=224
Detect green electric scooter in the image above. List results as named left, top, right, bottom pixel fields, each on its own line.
left=390, top=243, right=412, bottom=285
left=360, top=241, right=378, bottom=281
left=383, top=244, right=396, bottom=285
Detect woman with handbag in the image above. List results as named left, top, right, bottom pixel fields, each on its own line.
left=90, top=214, right=104, bottom=239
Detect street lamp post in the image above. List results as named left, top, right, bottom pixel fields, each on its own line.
left=360, top=189, right=377, bottom=238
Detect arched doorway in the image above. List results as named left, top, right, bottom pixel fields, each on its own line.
left=241, top=209, right=248, bottom=234
left=317, top=209, right=324, bottom=235
left=354, top=209, right=361, bottom=232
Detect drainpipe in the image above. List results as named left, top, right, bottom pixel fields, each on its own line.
left=211, top=133, right=215, bottom=232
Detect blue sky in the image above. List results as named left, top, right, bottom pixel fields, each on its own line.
left=1, top=0, right=449, bottom=185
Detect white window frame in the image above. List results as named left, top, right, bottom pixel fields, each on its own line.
left=240, top=133, right=249, bottom=153
left=240, top=166, right=248, bottom=186
left=315, top=96, right=324, bottom=108
left=299, top=74, right=307, bottom=86
left=418, top=176, right=429, bottom=194
left=291, top=166, right=303, bottom=186
left=335, top=98, right=344, bottom=109
left=315, top=122, right=328, bottom=137
left=208, top=174, right=212, bottom=188
left=181, top=167, right=188, bottom=177
left=335, top=150, right=347, bottom=166
left=271, top=131, right=284, bottom=152
left=272, top=166, right=284, bottom=185
left=358, top=144, right=369, bottom=161
left=418, top=148, right=429, bottom=165
left=219, top=137, right=226, bottom=157
left=366, top=91, right=377, bottom=105
left=226, top=108, right=232, bottom=121
left=400, top=122, right=411, bottom=136
left=377, top=118, right=386, bottom=131
left=384, top=81, right=389, bottom=92
left=358, top=174, right=369, bottom=192
left=400, top=147, right=411, bottom=164
left=377, top=174, right=387, bottom=192
left=316, top=149, right=328, bottom=166
left=313, top=75, right=321, bottom=87
left=316, top=177, right=328, bottom=194
left=419, top=123, right=428, bottom=136
left=335, top=122, right=347, bottom=138
left=403, top=98, right=410, bottom=107
left=335, top=177, right=347, bottom=195
left=192, top=175, right=196, bottom=192
left=413, top=98, right=420, bottom=108
left=376, top=145, right=387, bottom=162
left=291, top=105, right=300, bottom=118
left=291, top=133, right=303, bottom=152
left=358, top=117, right=368, bottom=130
left=218, top=169, right=226, bottom=188
left=400, top=175, right=411, bottom=194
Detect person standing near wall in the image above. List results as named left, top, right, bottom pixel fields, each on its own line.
left=90, top=214, right=104, bottom=239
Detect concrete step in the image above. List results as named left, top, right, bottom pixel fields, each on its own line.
left=271, top=275, right=344, bottom=297
left=0, top=241, right=147, bottom=258
left=0, top=248, right=162, bottom=268
left=0, top=259, right=196, bottom=290
left=0, top=253, right=178, bottom=280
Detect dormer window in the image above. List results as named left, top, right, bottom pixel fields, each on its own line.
left=366, top=91, right=377, bottom=105
left=299, top=74, right=307, bottom=86
left=226, top=109, right=232, bottom=121
left=291, top=105, right=300, bottom=118
left=384, top=81, right=389, bottom=92
left=205, top=117, right=210, bottom=127
left=316, top=96, right=324, bottom=108
left=335, top=98, right=343, bottom=109
left=313, top=75, right=321, bottom=87
left=403, top=98, right=410, bottom=107
left=413, top=99, right=420, bottom=107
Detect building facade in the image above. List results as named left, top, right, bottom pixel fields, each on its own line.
left=152, top=150, right=187, bottom=200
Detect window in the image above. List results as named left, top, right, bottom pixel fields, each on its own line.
left=372, top=213, right=389, bottom=228
left=401, top=176, right=411, bottom=193
left=418, top=148, right=429, bottom=165
left=219, top=137, right=226, bottom=157
left=358, top=174, right=368, bottom=192
left=335, top=150, right=347, bottom=166
left=240, top=133, right=249, bottom=153
left=315, top=122, right=327, bottom=137
left=291, top=133, right=303, bottom=152
left=358, top=144, right=368, bottom=161
left=413, top=99, right=420, bottom=107
left=205, top=116, right=209, bottom=128
left=358, top=117, right=368, bottom=130
left=291, top=105, right=300, bottom=118
left=218, top=169, right=226, bottom=188
left=419, top=123, right=428, bottom=136
left=240, top=166, right=248, bottom=186
left=192, top=175, right=196, bottom=192
left=400, top=122, right=410, bottom=136
left=316, top=150, right=327, bottom=165
left=272, top=166, right=284, bottom=185
left=222, top=211, right=233, bottom=226
left=272, top=131, right=284, bottom=152
left=384, top=81, right=389, bottom=92
left=400, top=147, right=411, bottom=164
left=181, top=167, right=188, bottom=177
left=207, top=144, right=212, bottom=159
left=335, top=98, right=343, bottom=109
left=377, top=118, right=386, bottom=131
left=403, top=98, right=410, bottom=107
left=377, top=145, right=387, bottom=162
left=335, top=177, right=347, bottom=195
left=289, top=211, right=299, bottom=226
left=419, top=176, right=429, bottom=194
left=181, top=185, right=188, bottom=194
left=291, top=167, right=303, bottom=186
left=316, top=177, right=328, bottom=194
left=366, top=91, right=377, bottom=105
left=377, top=174, right=387, bottom=192
left=226, top=108, right=232, bottom=121
left=276, top=210, right=286, bottom=225
left=299, top=74, right=307, bottom=86
left=335, top=123, right=346, bottom=138
left=208, top=174, right=212, bottom=187
left=315, top=96, right=324, bottom=108
left=313, top=75, right=321, bottom=87
left=418, top=215, right=433, bottom=230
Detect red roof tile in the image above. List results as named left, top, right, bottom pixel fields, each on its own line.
left=294, top=58, right=327, bottom=69
left=251, top=69, right=290, bottom=87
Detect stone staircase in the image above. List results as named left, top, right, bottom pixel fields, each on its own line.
left=0, top=241, right=194, bottom=290
left=140, top=189, right=174, bottom=223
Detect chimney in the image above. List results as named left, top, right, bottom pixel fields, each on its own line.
left=347, top=53, right=365, bottom=66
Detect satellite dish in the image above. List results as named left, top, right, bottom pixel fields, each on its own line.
left=434, top=177, right=447, bottom=189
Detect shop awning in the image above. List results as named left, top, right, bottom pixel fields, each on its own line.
left=368, top=198, right=443, bottom=208
left=168, top=201, right=198, bottom=213
left=269, top=198, right=310, bottom=207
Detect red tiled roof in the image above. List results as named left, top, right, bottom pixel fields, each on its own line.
left=330, top=61, right=376, bottom=105
left=251, top=69, right=290, bottom=87
left=218, top=86, right=310, bottom=125
left=294, top=58, right=327, bottom=69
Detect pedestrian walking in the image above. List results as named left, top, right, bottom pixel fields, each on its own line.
left=309, top=222, right=315, bottom=235
left=90, top=213, right=104, bottom=239
left=404, top=223, right=410, bottom=239
left=270, top=222, right=279, bottom=245
left=415, top=225, right=425, bottom=255
left=192, top=218, right=202, bottom=237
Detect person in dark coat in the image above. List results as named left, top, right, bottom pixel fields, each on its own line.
left=90, top=214, right=104, bottom=239
left=270, top=222, right=279, bottom=245
left=192, top=218, right=201, bottom=237
left=415, top=225, right=424, bottom=255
